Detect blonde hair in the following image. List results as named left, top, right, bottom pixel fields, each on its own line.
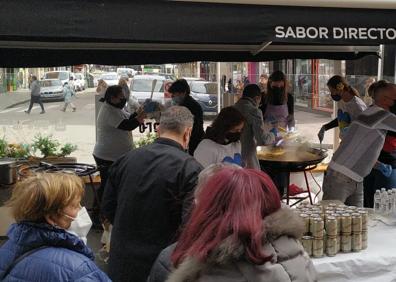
left=6, top=173, right=84, bottom=223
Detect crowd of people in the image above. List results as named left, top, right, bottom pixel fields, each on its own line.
left=1, top=71, right=396, bottom=282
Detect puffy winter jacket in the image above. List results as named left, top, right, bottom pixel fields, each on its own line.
left=0, top=222, right=111, bottom=281
left=149, top=208, right=317, bottom=282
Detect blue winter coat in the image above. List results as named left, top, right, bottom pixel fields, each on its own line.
left=0, top=222, right=111, bottom=281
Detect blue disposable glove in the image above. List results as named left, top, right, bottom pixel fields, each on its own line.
left=375, top=162, right=393, bottom=177
left=270, top=127, right=278, bottom=137
left=273, top=137, right=284, bottom=147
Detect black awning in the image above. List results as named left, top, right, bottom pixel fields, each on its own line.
left=0, top=0, right=392, bottom=66
left=0, top=48, right=378, bottom=68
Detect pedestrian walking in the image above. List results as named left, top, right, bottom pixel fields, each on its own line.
left=227, top=78, right=233, bottom=94
left=61, top=77, right=76, bottom=112
left=25, top=75, right=45, bottom=114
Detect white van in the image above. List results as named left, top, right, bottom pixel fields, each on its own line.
left=130, top=75, right=169, bottom=104
left=43, top=71, right=74, bottom=86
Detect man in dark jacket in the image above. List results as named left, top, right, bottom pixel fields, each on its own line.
left=25, top=75, right=45, bottom=114
left=169, top=79, right=204, bottom=155
left=101, top=106, right=203, bottom=282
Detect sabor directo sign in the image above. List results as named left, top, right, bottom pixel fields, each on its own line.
left=275, top=26, right=396, bottom=41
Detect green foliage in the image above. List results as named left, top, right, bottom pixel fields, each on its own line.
left=0, top=135, right=77, bottom=159
left=134, top=133, right=157, bottom=149
left=0, top=137, right=30, bottom=159
left=7, top=143, right=31, bottom=158
left=59, top=143, right=78, bottom=157
left=32, top=134, right=60, bottom=158
left=0, top=138, right=7, bottom=158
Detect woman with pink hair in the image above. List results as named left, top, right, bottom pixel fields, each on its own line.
left=148, top=167, right=317, bottom=282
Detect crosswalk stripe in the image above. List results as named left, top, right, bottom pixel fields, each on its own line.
left=45, top=105, right=61, bottom=110
left=17, top=106, right=39, bottom=112
left=0, top=107, right=22, bottom=114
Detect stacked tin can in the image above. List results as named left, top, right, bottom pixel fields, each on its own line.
left=359, top=209, right=369, bottom=250
left=297, top=203, right=368, bottom=258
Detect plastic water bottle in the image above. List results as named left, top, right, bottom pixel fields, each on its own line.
left=388, top=190, right=394, bottom=214
left=374, top=190, right=381, bottom=214
left=380, top=188, right=388, bottom=214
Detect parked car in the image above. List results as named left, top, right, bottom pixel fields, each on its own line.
left=129, top=75, right=172, bottom=104
left=73, top=73, right=86, bottom=91
left=189, top=81, right=219, bottom=115
left=183, top=77, right=204, bottom=84
left=43, top=71, right=74, bottom=86
left=100, top=72, right=119, bottom=86
left=117, top=67, right=137, bottom=79
left=39, top=79, right=64, bottom=101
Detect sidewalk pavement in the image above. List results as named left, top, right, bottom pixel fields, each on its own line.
left=0, top=87, right=97, bottom=111
left=0, top=89, right=31, bottom=110
left=294, top=109, right=334, bottom=151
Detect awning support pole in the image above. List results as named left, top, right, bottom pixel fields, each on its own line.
left=217, top=62, right=221, bottom=113
left=377, top=44, right=384, bottom=80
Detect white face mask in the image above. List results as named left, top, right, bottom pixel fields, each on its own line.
left=64, top=207, right=92, bottom=245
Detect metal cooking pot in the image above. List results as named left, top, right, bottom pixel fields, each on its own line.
left=257, top=146, right=328, bottom=172
left=0, top=158, right=20, bottom=185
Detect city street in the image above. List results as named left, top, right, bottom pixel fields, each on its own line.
left=0, top=89, right=96, bottom=163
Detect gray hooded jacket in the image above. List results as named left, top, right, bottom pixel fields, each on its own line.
left=30, top=80, right=41, bottom=97
left=234, top=97, right=274, bottom=169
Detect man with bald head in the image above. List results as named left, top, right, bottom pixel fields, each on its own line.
left=322, top=81, right=396, bottom=207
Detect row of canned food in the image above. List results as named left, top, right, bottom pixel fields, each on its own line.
left=295, top=203, right=369, bottom=257
left=301, top=232, right=368, bottom=257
